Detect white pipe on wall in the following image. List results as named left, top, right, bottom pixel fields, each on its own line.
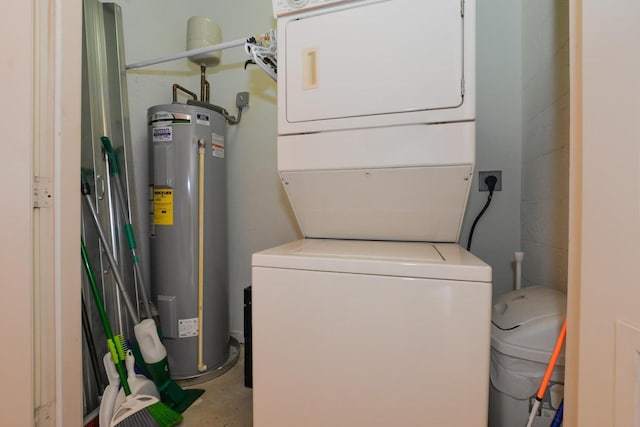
left=126, top=37, right=247, bottom=70
left=514, top=251, right=524, bottom=290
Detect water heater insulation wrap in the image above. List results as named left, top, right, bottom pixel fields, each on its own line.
left=148, top=103, right=229, bottom=378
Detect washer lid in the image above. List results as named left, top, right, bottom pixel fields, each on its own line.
left=491, top=286, right=567, bottom=363
left=252, top=239, right=491, bottom=282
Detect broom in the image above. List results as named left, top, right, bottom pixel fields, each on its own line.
left=81, top=238, right=182, bottom=427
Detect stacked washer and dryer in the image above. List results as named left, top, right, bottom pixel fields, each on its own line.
left=252, top=0, right=492, bottom=426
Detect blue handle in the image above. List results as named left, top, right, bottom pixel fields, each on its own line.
left=550, top=399, right=564, bottom=427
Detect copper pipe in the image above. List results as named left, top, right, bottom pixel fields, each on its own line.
left=200, top=65, right=210, bottom=103
left=172, top=84, right=197, bottom=103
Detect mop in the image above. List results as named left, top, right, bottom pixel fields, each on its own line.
left=525, top=318, right=567, bottom=427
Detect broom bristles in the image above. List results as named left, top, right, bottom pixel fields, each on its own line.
left=112, top=396, right=183, bottom=427
left=146, top=401, right=184, bottom=426
left=114, top=408, right=159, bottom=427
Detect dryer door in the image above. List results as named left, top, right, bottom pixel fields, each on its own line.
left=283, top=0, right=465, bottom=124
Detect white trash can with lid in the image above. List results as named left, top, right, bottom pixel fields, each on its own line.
left=488, top=286, right=566, bottom=427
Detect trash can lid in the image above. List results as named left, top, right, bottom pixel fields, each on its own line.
left=491, top=286, right=566, bottom=364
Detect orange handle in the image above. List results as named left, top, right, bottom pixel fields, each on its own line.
left=536, top=318, right=567, bottom=400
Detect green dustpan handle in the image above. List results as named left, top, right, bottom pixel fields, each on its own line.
left=81, top=237, right=131, bottom=396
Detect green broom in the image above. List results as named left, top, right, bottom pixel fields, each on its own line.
left=81, top=238, right=182, bottom=427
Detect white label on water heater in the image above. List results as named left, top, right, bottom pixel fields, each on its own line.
left=212, top=133, right=225, bottom=158
left=178, top=317, right=199, bottom=338
left=196, top=112, right=210, bottom=126
left=152, top=126, right=172, bottom=142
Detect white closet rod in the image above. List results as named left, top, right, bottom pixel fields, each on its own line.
left=125, top=37, right=247, bottom=70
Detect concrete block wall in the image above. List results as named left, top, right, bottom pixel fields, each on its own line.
left=521, top=0, right=570, bottom=292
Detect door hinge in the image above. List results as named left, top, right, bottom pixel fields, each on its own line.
left=461, top=78, right=465, bottom=97
left=461, top=0, right=464, bottom=17
left=33, top=176, right=53, bottom=208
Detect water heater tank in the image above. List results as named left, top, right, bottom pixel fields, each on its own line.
left=148, top=102, right=229, bottom=378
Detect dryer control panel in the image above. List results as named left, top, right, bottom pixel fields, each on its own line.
left=273, top=0, right=355, bottom=16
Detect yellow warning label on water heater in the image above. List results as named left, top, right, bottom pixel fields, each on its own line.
left=153, top=188, right=174, bottom=225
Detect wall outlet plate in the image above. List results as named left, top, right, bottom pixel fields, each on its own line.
left=479, top=170, right=502, bottom=191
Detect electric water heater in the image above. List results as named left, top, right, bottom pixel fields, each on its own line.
left=148, top=102, right=229, bottom=378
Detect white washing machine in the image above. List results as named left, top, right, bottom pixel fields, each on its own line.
left=252, top=239, right=492, bottom=426
left=252, top=1, right=490, bottom=425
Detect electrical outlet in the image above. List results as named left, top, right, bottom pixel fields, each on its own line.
left=479, top=170, right=502, bottom=191
left=236, top=92, right=250, bottom=108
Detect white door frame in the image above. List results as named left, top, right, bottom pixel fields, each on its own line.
left=50, top=0, right=83, bottom=424
left=1, top=1, right=82, bottom=425
left=6, top=0, right=635, bottom=425
left=566, top=0, right=640, bottom=425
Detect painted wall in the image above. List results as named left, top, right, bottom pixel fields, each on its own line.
left=113, top=0, right=299, bottom=342
left=115, top=0, right=524, bottom=340
left=460, top=0, right=522, bottom=297
left=520, top=0, right=570, bottom=292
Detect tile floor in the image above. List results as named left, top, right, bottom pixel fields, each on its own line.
left=178, top=345, right=253, bottom=426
